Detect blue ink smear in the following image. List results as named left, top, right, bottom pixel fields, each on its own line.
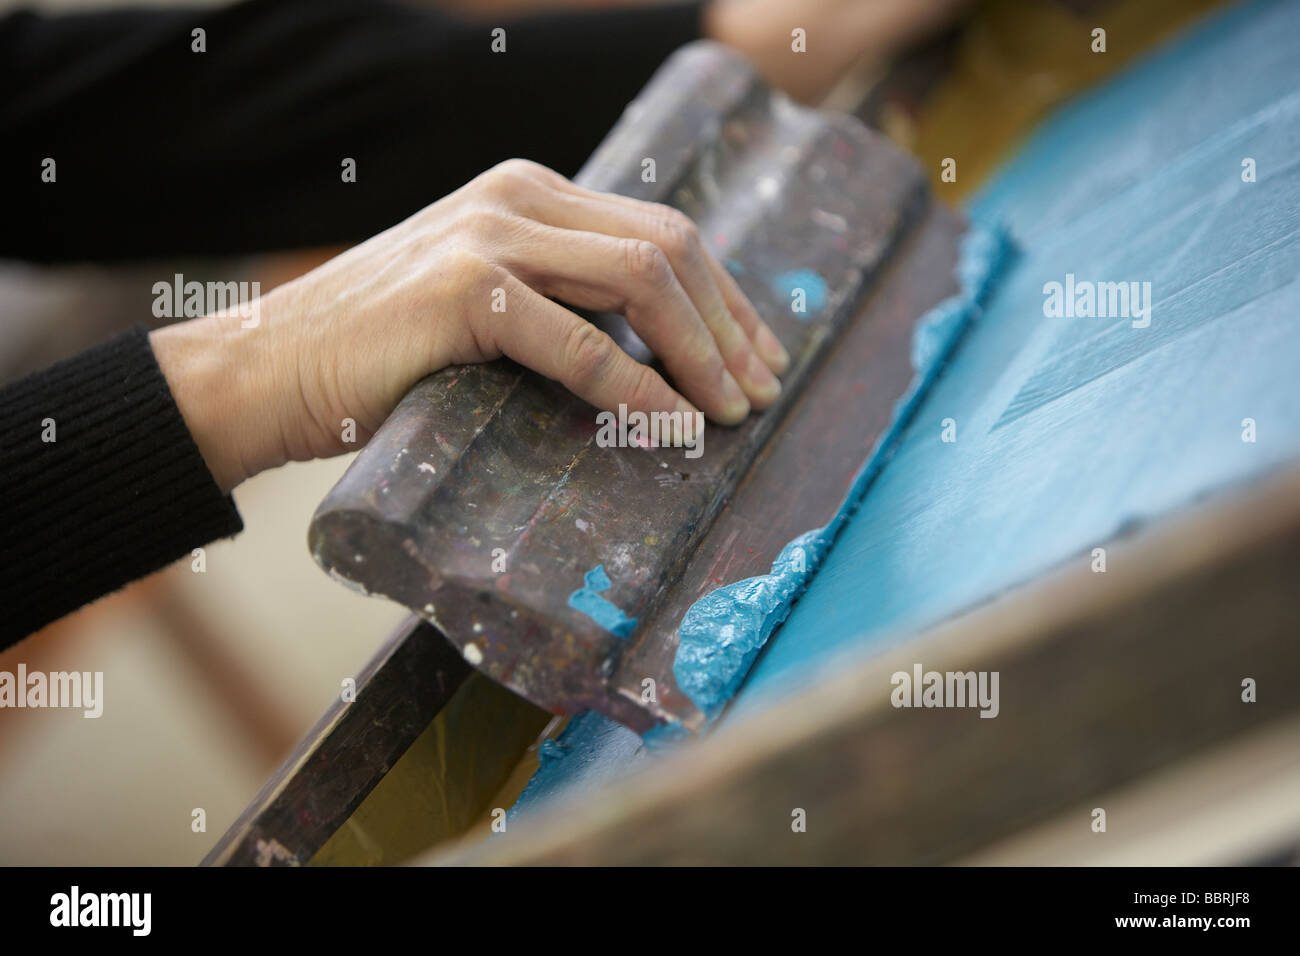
left=509, top=227, right=1014, bottom=818
left=671, top=530, right=827, bottom=725
left=733, top=0, right=1300, bottom=717
left=568, top=564, right=638, bottom=638
left=507, top=0, right=1300, bottom=819
left=673, top=225, right=1014, bottom=724
left=772, top=269, right=829, bottom=319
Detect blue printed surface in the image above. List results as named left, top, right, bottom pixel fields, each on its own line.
left=510, top=0, right=1300, bottom=818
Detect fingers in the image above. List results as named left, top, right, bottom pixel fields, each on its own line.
left=485, top=275, right=697, bottom=427
left=702, top=251, right=791, bottom=375
left=526, top=191, right=787, bottom=414
left=573, top=185, right=791, bottom=374
left=495, top=161, right=791, bottom=383
left=501, top=222, right=751, bottom=424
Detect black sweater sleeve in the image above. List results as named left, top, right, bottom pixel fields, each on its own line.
left=0, top=0, right=705, bottom=263
left=0, top=0, right=705, bottom=645
left=0, top=328, right=243, bottom=648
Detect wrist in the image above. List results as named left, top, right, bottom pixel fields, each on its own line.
left=150, top=309, right=283, bottom=494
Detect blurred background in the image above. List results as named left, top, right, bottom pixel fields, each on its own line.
left=0, top=0, right=1250, bottom=865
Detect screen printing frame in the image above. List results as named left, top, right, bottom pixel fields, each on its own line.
left=430, top=461, right=1300, bottom=865
left=203, top=190, right=968, bottom=866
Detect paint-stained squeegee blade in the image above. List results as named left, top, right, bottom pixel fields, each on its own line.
left=309, top=41, right=927, bottom=733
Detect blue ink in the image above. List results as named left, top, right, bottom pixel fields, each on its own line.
left=672, top=531, right=827, bottom=723
left=513, top=225, right=1013, bottom=814
left=734, top=0, right=1300, bottom=715
left=673, top=224, right=1014, bottom=723
left=509, top=0, right=1300, bottom=817
left=513, top=226, right=1013, bottom=817
left=568, top=564, right=638, bottom=638
left=772, top=269, right=829, bottom=318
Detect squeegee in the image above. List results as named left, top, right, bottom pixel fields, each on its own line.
left=308, top=41, right=938, bottom=735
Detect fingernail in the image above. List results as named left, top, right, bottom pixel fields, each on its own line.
left=674, top=398, right=701, bottom=446
left=721, top=371, right=750, bottom=421
left=758, top=326, right=791, bottom=374
left=745, top=352, right=782, bottom=405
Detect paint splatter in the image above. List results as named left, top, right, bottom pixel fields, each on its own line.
left=567, top=565, right=638, bottom=638
left=772, top=269, right=829, bottom=319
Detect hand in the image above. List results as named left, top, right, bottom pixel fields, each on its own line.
left=707, top=0, right=971, bottom=102
left=151, top=159, right=790, bottom=493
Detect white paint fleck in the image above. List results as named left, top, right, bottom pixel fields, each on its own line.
left=756, top=175, right=780, bottom=199
left=811, top=208, right=848, bottom=233
left=418, top=462, right=436, bottom=475
left=472, top=622, right=483, bottom=633
left=575, top=518, right=591, bottom=533
left=463, top=642, right=483, bottom=665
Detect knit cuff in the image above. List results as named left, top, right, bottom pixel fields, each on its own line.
left=0, top=326, right=243, bottom=646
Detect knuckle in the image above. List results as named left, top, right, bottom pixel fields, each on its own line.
left=653, top=209, right=700, bottom=259
left=501, top=157, right=568, bottom=190
left=623, top=238, right=672, bottom=286
left=483, top=158, right=562, bottom=196
left=494, top=157, right=543, bottom=179
left=478, top=160, right=536, bottom=201
left=445, top=250, right=497, bottom=297
left=442, top=248, right=483, bottom=281
left=563, top=321, right=614, bottom=387
left=625, top=364, right=663, bottom=410
left=457, top=205, right=518, bottom=238
left=695, top=342, right=727, bottom=378
left=479, top=262, right=514, bottom=298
